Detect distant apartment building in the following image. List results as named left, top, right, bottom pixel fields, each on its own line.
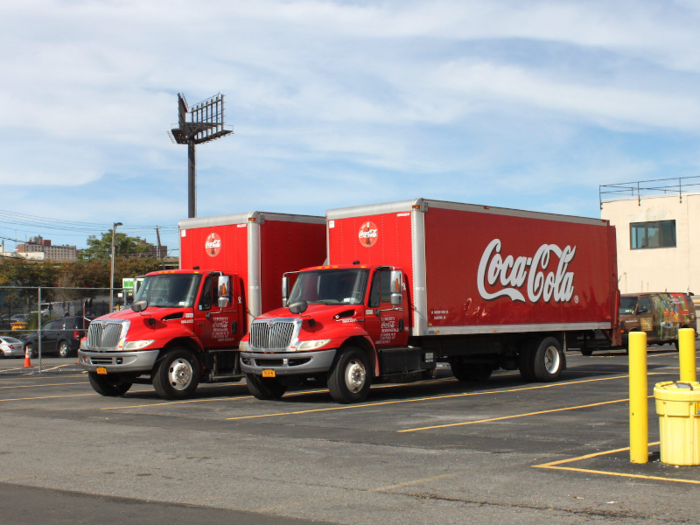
left=600, top=177, right=700, bottom=294
left=16, top=236, right=77, bottom=261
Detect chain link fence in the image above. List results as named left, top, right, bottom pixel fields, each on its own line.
left=0, top=286, right=132, bottom=376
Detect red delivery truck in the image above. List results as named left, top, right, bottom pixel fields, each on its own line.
left=239, top=199, right=620, bottom=403
left=79, top=211, right=326, bottom=399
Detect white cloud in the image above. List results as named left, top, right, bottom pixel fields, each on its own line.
left=1, top=0, right=700, bottom=246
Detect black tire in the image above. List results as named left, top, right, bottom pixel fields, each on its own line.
left=153, top=348, right=200, bottom=400
left=25, top=343, right=37, bottom=359
left=58, top=341, right=72, bottom=358
left=328, top=347, right=371, bottom=404
left=451, top=362, right=493, bottom=382
left=580, top=347, right=593, bottom=356
left=519, top=337, right=564, bottom=382
left=88, top=372, right=133, bottom=396
left=531, top=337, right=564, bottom=382
left=245, top=373, right=287, bottom=400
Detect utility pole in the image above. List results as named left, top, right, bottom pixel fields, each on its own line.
left=155, top=226, right=164, bottom=270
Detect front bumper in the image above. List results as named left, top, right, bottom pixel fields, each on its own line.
left=78, top=349, right=160, bottom=373
left=240, top=349, right=337, bottom=376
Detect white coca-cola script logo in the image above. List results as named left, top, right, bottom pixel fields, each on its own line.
left=477, top=239, right=576, bottom=303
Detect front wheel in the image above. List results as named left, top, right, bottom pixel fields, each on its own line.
left=328, top=347, right=371, bottom=404
left=88, top=372, right=133, bottom=396
left=153, top=348, right=200, bottom=400
left=245, top=373, right=287, bottom=400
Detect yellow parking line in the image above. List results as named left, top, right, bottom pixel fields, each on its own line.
left=227, top=374, right=643, bottom=422
left=534, top=442, right=700, bottom=485
left=0, top=382, right=87, bottom=390
left=100, top=395, right=254, bottom=410
left=398, top=396, right=648, bottom=433
left=100, top=377, right=457, bottom=411
left=0, top=393, right=96, bottom=402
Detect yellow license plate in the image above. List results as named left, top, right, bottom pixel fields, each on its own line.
left=262, top=369, right=276, bottom=378
left=96, top=367, right=107, bottom=375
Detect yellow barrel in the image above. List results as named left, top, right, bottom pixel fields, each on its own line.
left=654, top=381, right=700, bottom=466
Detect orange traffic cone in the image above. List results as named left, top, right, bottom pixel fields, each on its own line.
left=23, top=347, right=32, bottom=368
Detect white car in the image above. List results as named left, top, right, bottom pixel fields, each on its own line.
left=0, top=336, right=25, bottom=358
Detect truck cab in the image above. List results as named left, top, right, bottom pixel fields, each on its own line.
left=240, top=264, right=435, bottom=403
left=79, top=269, right=244, bottom=398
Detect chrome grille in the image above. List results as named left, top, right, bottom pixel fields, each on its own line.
left=87, top=322, right=127, bottom=350
left=250, top=321, right=296, bottom=350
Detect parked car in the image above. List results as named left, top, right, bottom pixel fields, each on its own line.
left=581, top=292, right=697, bottom=355
left=23, top=316, right=93, bottom=358
left=0, top=336, right=25, bottom=358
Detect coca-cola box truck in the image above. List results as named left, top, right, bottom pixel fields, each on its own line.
left=240, top=199, right=620, bottom=403
left=79, top=211, right=326, bottom=399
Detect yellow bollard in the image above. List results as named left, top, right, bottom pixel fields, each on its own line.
left=629, top=331, right=648, bottom=464
left=678, top=328, right=697, bottom=383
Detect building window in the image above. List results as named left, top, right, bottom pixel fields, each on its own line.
left=630, top=220, right=676, bottom=249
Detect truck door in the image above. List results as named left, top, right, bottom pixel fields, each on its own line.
left=364, top=268, right=409, bottom=348
left=193, top=274, right=241, bottom=349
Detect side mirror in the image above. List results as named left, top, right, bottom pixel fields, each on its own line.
left=282, top=276, right=290, bottom=307
left=218, top=275, right=231, bottom=305
left=132, top=300, right=148, bottom=313
left=288, top=301, right=308, bottom=315
left=218, top=296, right=230, bottom=309
left=390, top=270, right=403, bottom=306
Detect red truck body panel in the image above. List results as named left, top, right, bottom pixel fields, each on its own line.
left=179, top=211, right=327, bottom=329
left=327, top=199, right=618, bottom=338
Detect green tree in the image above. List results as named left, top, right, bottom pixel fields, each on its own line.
left=78, top=230, right=152, bottom=261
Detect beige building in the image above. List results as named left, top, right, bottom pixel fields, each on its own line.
left=600, top=178, right=700, bottom=294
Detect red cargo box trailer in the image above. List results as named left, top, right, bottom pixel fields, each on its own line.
left=240, top=199, right=620, bottom=403
left=80, top=211, right=326, bottom=400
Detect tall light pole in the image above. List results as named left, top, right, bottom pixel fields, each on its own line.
left=110, top=222, right=123, bottom=312
left=169, top=93, right=233, bottom=218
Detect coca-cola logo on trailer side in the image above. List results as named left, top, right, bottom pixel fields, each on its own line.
left=205, top=233, right=222, bottom=257
left=358, top=221, right=378, bottom=247
left=477, top=239, right=577, bottom=303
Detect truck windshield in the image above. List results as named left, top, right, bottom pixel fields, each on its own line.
left=289, top=269, right=370, bottom=305
left=619, top=296, right=638, bottom=315
left=134, top=274, right=203, bottom=308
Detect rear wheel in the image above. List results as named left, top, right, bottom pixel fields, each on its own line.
left=58, top=341, right=72, bottom=358
left=25, top=343, right=37, bottom=359
left=328, top=347, right=371, bottom=404
left=519, top=337, right=564, bottom=382
left=153, top=348, right=200, bottom=400
left=245, top=373, right=287, bottom=400
left=88, top=372, right=133, bottom=396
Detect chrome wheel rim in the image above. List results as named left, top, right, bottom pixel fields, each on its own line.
left=544, top=346, right=560, bottom=374
left=168, top=358, right=193, bottom=390
left=344, top=359, right=366, bottom=393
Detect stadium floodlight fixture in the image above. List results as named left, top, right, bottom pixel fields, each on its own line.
left=168, top=93, right=234, bottom=218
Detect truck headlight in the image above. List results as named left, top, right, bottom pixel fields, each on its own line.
left=123, top=340, right=155, bottom=350
left=296, top=339, right=332, bottom=351
left=239, top=340, right=248, bottom=352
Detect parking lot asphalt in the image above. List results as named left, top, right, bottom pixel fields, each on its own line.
left=0, top=346, right=699, bottom=525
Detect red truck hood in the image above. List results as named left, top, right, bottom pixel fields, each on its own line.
left=97, top=307, right=190, bottom=323
left=256, top=303, right=364, bottom=323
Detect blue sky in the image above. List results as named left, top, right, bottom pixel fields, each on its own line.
left=2, top=0, right=700, bottom=257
